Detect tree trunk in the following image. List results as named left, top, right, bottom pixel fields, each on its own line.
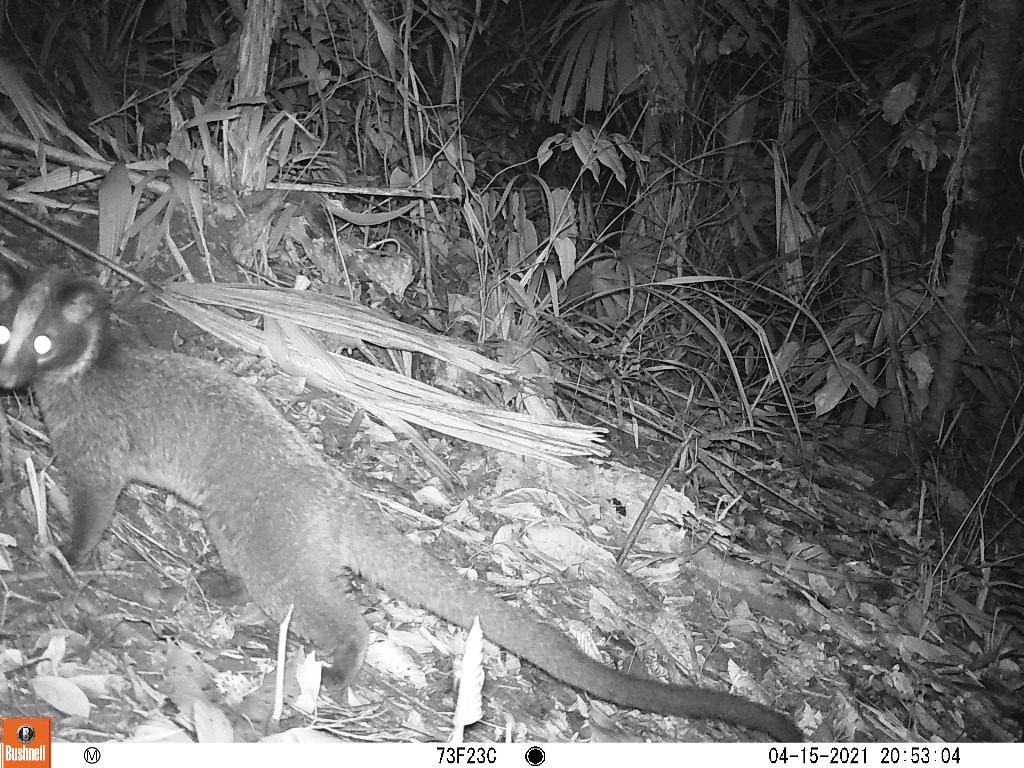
left=921, top=0, right=1023, bottom=442
left=232, top=0, right=282, bottom=191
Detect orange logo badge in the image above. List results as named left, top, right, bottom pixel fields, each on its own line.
left=1, top=718, right=51, bottom=768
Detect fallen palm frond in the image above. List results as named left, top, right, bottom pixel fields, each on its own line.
left=161, top=282, right=607, bottom=463
left=164, top=281, right=514, bottom=378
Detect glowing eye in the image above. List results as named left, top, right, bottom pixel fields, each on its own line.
left=33, top=335, right=52, bottom=355
left=0, top=326, right=9, bottom=345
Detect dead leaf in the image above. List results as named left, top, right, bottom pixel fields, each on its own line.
left=30, top=676, right=90, bottom=717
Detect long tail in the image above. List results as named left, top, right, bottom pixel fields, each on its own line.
left=346, top=505, right=802, bottom=741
